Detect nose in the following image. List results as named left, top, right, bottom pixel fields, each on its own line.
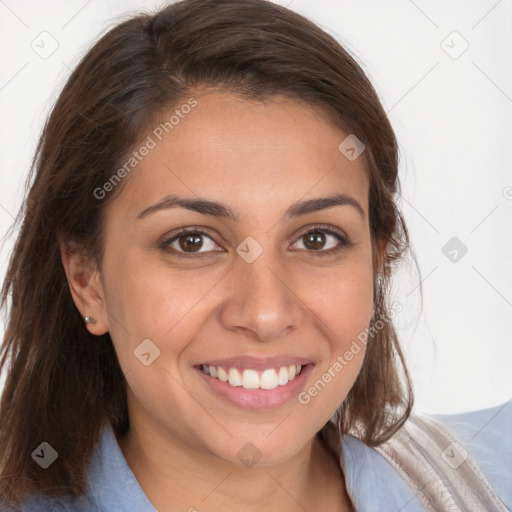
left=218, top=247, right=304, bottom=343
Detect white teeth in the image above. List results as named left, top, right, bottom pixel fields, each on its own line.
left=228, top=368, right=243, bottom=386
left=218, top=366, right=228, bottom=382
left=201, top=364, right=304, bottom=389
left=260, top=369, right=279, bottom=389
left=242, top=369, right=260, bottom=389
left=277, top=366, right=289, bottom=385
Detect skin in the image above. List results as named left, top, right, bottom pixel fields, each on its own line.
left=62, top=90, right=385, bottom=511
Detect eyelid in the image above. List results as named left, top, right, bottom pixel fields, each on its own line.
left=160, top=226, right=223, bottom=254
left=291, top=223, right=350, bottom=257
left=294, top=223, right=348, bottom=242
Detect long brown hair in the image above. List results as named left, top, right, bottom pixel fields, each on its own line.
left=0, top=0, right=417, bottom=505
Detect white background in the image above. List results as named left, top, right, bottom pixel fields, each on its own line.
left=0, top=0, right=511, bottom=414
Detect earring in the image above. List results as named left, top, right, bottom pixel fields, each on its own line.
left=85, top=316, right=96, bottom=325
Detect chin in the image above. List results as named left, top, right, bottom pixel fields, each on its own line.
left=202, top=425, right=313, bottom=468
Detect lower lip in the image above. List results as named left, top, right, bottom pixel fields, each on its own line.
left=194, top=364, right=314, bottom=411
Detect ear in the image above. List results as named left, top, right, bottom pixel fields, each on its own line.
left=59, top=238, right=110, bottom=336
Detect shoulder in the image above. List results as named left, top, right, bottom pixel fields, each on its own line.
left=0, top=422, right=157, bottom=512
left=377, top=400, right=512, bottom=511
left=427, top=400, right=512, bottom=509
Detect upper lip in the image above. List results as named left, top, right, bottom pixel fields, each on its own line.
left=195, top=355, right=313, bottom=371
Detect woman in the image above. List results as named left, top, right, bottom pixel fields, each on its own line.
left=0, top=0, right=509, bottom=510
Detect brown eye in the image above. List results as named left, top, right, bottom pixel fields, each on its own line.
left=178, top=233, right=204, bottom=253
left=293, top=226, right=349, bottom=256
left=303, top=231, right=327, bottom=250
left=162, top=229, right=221, bottom=256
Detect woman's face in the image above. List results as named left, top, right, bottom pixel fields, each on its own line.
left=96, top=90, right=377, bottom=465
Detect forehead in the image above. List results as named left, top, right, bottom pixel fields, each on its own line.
left=107, top=91, right=369, bottom=219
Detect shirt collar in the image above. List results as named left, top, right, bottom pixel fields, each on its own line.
left=85, top=423, right=157, bottom=511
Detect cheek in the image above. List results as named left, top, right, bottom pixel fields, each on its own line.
left=307, top=256, right=375, bottom=345
left=101, top=262, right=214, bottom=428
left=297, top=310, right=370, bottom=427
left=102, top=253, right=226, bottom=368
left=298, top=258, right=373, bottom=410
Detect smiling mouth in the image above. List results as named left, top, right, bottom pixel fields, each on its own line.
left=199, top=364, right=303, bottom=390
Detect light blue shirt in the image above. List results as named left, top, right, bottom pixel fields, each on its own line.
left=8, top=401, right=512, bottom=511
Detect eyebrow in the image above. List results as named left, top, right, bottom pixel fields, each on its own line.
left=136, top=193, right=365, bottom=221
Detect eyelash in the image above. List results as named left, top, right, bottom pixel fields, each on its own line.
left=160, top=224, right=351, bottom=258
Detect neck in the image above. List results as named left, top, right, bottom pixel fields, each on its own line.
left=117, top=418, right=350, bottom=511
